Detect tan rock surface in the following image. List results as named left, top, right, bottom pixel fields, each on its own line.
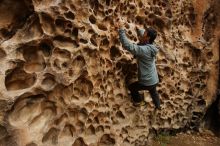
left=0, top=0, right=219, bottom=146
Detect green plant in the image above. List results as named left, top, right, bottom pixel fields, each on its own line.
left=155, top=132, right=171, bottom=146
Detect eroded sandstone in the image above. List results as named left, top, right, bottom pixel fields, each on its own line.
left=0, top=0, right=219, bottom=146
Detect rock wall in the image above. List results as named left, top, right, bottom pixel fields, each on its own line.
left=0, top=0, right=219, bottom=146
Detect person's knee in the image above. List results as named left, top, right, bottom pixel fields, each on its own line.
left=128, top=82, right=140, bottom=92
left=128, top=84, right=133, bottom=91
left=149, top=89, right=157, bottom=97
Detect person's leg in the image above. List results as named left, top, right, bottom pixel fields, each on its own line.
left=148, top=84, right=161, bottom=109
left=128, top=81, right=145, bottom=103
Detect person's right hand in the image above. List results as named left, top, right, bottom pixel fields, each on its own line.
left=115, top=17, right=125, bottom=29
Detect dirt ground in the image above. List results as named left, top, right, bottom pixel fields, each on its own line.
left=150, top=130, right=220, bottom=146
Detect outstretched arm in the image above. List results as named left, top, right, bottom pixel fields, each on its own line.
left=115, top=18, right=144, bottom=56
left=118, top=28, right=143, bottom=56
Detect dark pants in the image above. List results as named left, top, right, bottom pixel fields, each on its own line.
left=128, top=81, right=160, bottom=108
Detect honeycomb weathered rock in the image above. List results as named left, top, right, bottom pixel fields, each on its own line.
left=0, top=0, right=219, bottom=145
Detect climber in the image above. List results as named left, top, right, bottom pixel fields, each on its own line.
left=117, top=21, right=161, bottom=109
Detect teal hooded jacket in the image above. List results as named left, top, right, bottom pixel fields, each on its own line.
left=118, top=28, right=159, bottom=86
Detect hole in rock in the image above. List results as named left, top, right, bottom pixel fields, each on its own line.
left=53, top=59, right=61, bottom=70
left=0, top=48, right=6, bottom=58
left=89, top=0, right=99, bottom=9
left=72, top=137, right=87, bottom=146
left=138, top=1, right=143, bottom=8
left=5, top=67, right=36, bottom=91
left=54, top=113, right=68, bottom=125
left=60, top=6, right=68, bottom=11
left=55, top=18, right=65, bottom=28
left=96, top=126, right=104, bottom=133
left=204, top=94, right=220, bottom=136
left=74, top=77, right=93, bottom=98
left=110, top=46, right=121, bottom=60
left=12, top=94, right=46, bottom=111
left=105, top=12, right=109, bottom=17
left=162, top=93, right=169, bottom=99
left=129, top=5, right=135, bottom=10
left=207, top=51, right=213, bottom=60
left=106, top=0, right=110, bottom=6
left=75, top=121, right=85, bottom=133
left=165, top=9, right=172, bottom=18
left=42, top=73, right=56, bottom=90
left=20, top=46, right=42, bottom=62
left=86, top=125, right=95, bottom=135
left=93, top=116, right=99, bottom=124
left=101, top=37, right=109, bottom=47
left=0, top=125, right=8, bottom=139
left=89, top=15, right=96, bottom=24
left=164, top=66, right=172, bottom=75
left=128, top=30, right=132, bottom=35
left=0, top=0, right=34, bottom=39
left=18, top=46, right=46, bottom=73
left=10, top=93, right=47, bottom=126
left=20, top=45, right=46, bottom=73
left=72, top=27, right=78, bottom=39
left=154, top=9, right=162, bottom=16
left=80, top=39, right=88, bottom=44
left=54, top=35, right=79, bottom=48
left=0, top=28, right=12, bottom=38
left=116, top=111, right=125, bottom=119
left=161, top=2, right=167, bottom=7
left=39, top=12, right=55, bottom=34
left=53, top=48, right=71, bottom=59
left=85, top=101, right=95, bottom=109
left=158, top=89, right=163, bottom=94
left=24, top=62, right=46, bottom=73
left=78, top=108, right=88, bottom=121
left=99, top=134, right=116, bottom=145
left=170, top=89, right=175, bottom=94
left=67, top=23, right=72, bottom=28
left=193, top=111, right=203, bottom=118
left=192, top=116, right=198, bottom=121
left=80, top=26, right=85, bottom=32
left=153, top=17, right=165, bottom=30
left=65, top=30, right=71, bottom=36
left=26, top=142, right=37, bottom=146
left=62, top=62, right=68, bottom=68
left=88, top=29, right=95, bottom=34
left=98, top=24, right=108, bottom=31
left=108, top=9, right=113, bottom=14
left=148, top=13, right=156, bottom=19
left=62, top=124, right=76, bottom=137
left=64, top=11, right=75, bottom=20
left=39, top=41, right=53, bottom=57
left=42, top=127, right=60, bottom=144
left=90, top=36, right=98, bottom=46
left=136, top=16, right=145, bottom=25
left=83, top=47, right=98, bottom=58
left=182, top=57, right=189, bottom=62
left=72, top=55, right=86, bottom=75
left=188, top=7, right=196, bottom=25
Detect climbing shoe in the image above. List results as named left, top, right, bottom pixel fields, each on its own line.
left=156, top=106, right=161, bottom=110
left=133, top=101, right=147, bottom=107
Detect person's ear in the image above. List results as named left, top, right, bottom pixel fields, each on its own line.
left=144, top=32, right=148, bottom=39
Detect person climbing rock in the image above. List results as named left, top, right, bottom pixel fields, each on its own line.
left=117, top=21, right=161, bottom=109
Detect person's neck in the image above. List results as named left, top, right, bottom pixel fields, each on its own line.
left=138, top=41, right=148, bottom=45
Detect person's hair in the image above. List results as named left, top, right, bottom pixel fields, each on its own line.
left=146, top=27, right=157, bottom=44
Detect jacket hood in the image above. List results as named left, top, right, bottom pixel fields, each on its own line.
left=137, top=28, right=145, bottom=37
left=148, top=44, right=158, bottom=57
